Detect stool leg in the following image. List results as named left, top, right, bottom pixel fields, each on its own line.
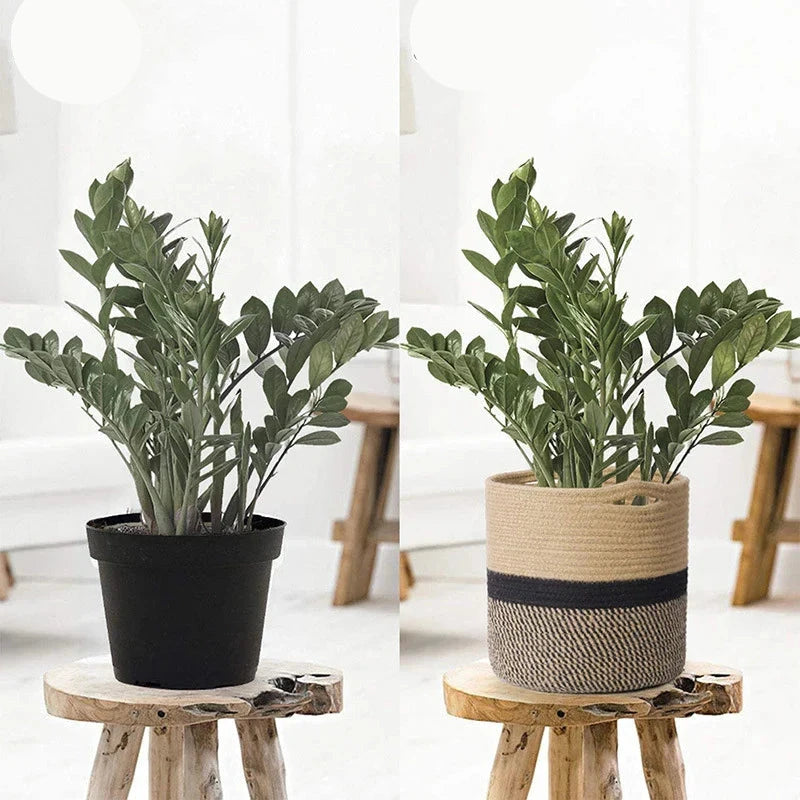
left=236, top=718, right=287, bottom=800
left=399, top=551, right=415, bottom=602
left=635, top=719, right=686, bottom=800
left=733, top=425, right=797, bottom=605
left=333, top=425, right=394, bottom=605
left=583, top=722, right=622, bottom=800
left=184, top=722, right=223, bottom=799
left=549, top=726, right=584, bottom=800
left=87, top=724, right=144, bottom=800
left=149, top=726, right=185, bottom=800
left=487, top=724, right=544, bottom=800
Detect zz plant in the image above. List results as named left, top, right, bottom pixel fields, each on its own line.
left=405, top=159, right=799, bottom=489
left=1, top=160, right=397, bottom=535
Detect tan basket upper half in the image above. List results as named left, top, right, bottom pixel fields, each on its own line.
left=486, top=471, right=689, bottom=582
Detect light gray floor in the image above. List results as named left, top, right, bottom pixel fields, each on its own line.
left=400, top=538, right=800, bottom=799
left=0, top=539, right=399, bottom=800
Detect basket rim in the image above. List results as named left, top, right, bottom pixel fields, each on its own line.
left=486, top=470, right=689, bottom=498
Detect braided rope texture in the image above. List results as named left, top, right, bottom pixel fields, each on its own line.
left=485, top=472, right=689, bottom=693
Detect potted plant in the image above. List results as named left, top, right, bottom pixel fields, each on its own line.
left=1, top=160, right=397, bottom=689
left=404, top=159, right=799, bottom=693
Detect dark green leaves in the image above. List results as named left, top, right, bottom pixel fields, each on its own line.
left=241, top=297, right=271, bottom=355
left=643, top=296, right=674, bottom=356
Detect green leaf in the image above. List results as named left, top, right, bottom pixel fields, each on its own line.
left=333, top=315, right=364, bottom=364
left=295, top=430, right=341, bottom=446
left=688, top=336, right=716, bottom=382
left=766, top=310, right=792, bottom=348
left=241, top=296, right=272, bottom=355
left=60, top=250, right=95, bottom=283
left=735, top=314, right=767, bottom=364
left=728, top=378, right=755, bottom=397
left=309, top=412, right=349, bottom=428
left=406, top=327, right=433, bottom=350
left=309, top=340, right=334, bottom=389
left=665, top=365, right=690, bottom=409
left=643, top=296, right=674, bottom=356
left=325, top=378, right=353, bottom=398
left=3, top=327, right=29, bottom=349
left=711, top=412, right=752, bottom=428
left=463, top=249, right=498, bottom=284
left=711, top=341, right=736, bottom=388
left=697, top=430, right=744, bottom=446
left=262, top=364, right=288, bottom=410
left=675, top=287, right=699, bottom=334
left=272, top=287, right=297, bottom=333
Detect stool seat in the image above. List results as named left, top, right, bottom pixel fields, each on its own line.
left=443, top=660, right=742, bottom=800
left=744, top=392, right=800, bottom=427
left=44, top=656, right=342, bottom=726
left=44, top=657, right=343, bottom=800
left=444, top=660, right=742, bottom=728
left=342, top=392, right=399, bottom=428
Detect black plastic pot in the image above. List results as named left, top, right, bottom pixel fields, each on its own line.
left=87, top=513, right=284, bottom=690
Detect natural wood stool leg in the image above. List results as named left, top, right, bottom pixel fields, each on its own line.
left=184, top=722, right=223, bottom=799
left=732, top=425, right=797, bottom=605
left=333, top=424, right=394, bottom=605
left=400, top=551, right=415, bottom=601
left=149, top=726, right=185, bottom=800
left=583, top=722, right=622, bottom=800
left=487, top=724, right=544, bottom=800
left=87, top=724, right=144, bottom=800
left=635, top=719, right=686, bottom=800
left=0, top=551, right=14, bottom=601
left=549, top=726, right=584, bottom=800
left=236, top=718, right=287, bottom=800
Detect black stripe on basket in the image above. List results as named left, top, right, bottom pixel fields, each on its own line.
left=487, top=568, right=687, bottom=609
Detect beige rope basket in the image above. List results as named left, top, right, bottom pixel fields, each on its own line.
left=485, top=471, right=689, bottom=693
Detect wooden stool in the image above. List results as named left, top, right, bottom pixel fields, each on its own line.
left=44, top=656, right=342, bottom=799
left=444, top=660, right=742, bottom=799
left=332, top=392, right=399, bottom=605
left=731, top=393, right=800, bottom=605
left=0, top=551, right=14, bottom=600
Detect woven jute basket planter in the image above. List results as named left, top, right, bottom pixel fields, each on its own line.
left=486, top=471, right=689, bottom=694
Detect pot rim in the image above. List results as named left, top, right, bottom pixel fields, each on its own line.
left=86, top=512, right=285, bottom=567
left=486, top=470, right=688, bottom=499
left=86, top=511, right=285, bottom=535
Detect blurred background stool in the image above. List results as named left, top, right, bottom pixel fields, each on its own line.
left=44, top=656, right=342, bottom=799
left=731, top=393, right=800, bottom=605
left=0, top=551, right=14, bottom=600
left=443, top=660, right=742, bottom=800
left=332, top=393, right=399, bottom=605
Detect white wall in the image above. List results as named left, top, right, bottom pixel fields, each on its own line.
left=1, top=0, right=399, bottom=549
left=0, top=0, right=59, bottom=303
left=400, top=0, right=800, bottom=563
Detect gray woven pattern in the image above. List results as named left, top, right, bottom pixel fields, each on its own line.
left=487, top=595, right=687, bottom=693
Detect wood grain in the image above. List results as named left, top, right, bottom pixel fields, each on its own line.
left=149, top=726, right=184, bottom=800
left=583, top=722, right=622, bottom=800
left=87, top=724, right=144, bottom=800
left=184, top=722, right=223, bottom=800
left=635, top=718, right=686, bottom=800
left=487, top=724, right=543, bottom=800
left=44, top=657, right=343, bottom=726
left=444, top=661, right=742, bottom=727
left=548, top=727, right=583, bottom=800
left=236, top=718, right=287, bottom=800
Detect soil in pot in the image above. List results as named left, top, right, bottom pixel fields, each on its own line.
left=87, top=513, right=284, bottom=690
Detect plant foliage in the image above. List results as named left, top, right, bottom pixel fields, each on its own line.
left=405, top=159, right=799, bottom=488
left=2, top=160, right=397, bottom=534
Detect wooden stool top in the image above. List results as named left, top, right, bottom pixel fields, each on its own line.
left=444, top=660, right=742, bottom=727
left=746, top=393, right=800, bottom=427
left=343, top=392, right=399, bottom=427
left=44, top=657, right=343, bottom=727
